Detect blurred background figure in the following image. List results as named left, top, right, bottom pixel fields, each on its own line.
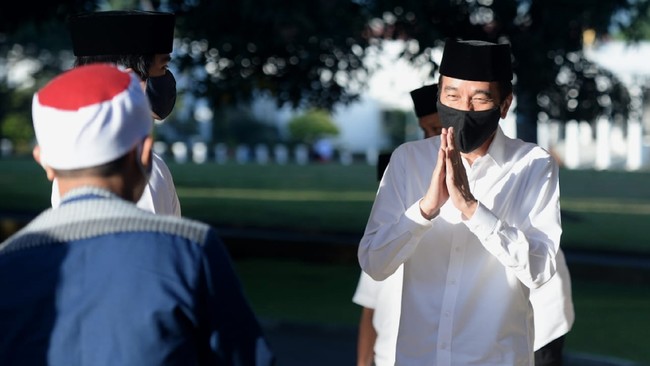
left=352, top=83, right=440, bottom=366
left=410, top=84, right=442, bottom=139
left=313, top=137, right=334, bottom=162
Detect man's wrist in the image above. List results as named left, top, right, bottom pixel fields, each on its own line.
left=461, top=199, right=478, bottom=220
left=419, top=199, right=440, bottom=220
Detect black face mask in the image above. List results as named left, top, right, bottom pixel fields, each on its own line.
left=436, top=100, right=501, bottom=153
left=146, top=70, right=177, bottom=120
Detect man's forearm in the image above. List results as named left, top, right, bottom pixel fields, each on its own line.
left=357, top=307, right=377, bottom=366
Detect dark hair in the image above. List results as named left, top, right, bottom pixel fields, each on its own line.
left=74, top=54, right=154, bottom=80
left=53, top=151, right=131, bottom=179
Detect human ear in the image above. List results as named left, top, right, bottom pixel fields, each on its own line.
left=32, top=145, right=56, bottom=181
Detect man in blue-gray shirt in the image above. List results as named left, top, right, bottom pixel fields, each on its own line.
left=0, top=64, right=274, bottom=366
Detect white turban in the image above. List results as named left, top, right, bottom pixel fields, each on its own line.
left=32, top=63, right=152, bottom=170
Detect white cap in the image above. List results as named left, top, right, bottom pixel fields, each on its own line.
left=32, top=63, right=152, bottom=170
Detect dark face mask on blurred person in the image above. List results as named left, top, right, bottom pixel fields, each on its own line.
left=436, top=100, right=501, bottom=153
left=146, top=70, right=176, bottom=120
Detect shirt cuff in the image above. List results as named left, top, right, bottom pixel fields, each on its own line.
left=405, top=200, right=436, bottom=227
left=464, top=201, right=499, bottom=239
left=352, top=291, right=377, bottom=308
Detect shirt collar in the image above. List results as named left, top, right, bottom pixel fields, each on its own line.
left=60, top=186, right=119, bottom=205
left=484, top=126, right=507, bottom=167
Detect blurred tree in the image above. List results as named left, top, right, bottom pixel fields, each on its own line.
left=211, top=108, right=282, bottom=146
left=0, top=0, right=371, bottom=146
left=169, top=0, right=372, bottom=110
left=382, top=109, right=409, bottom=149
left=537, top=51, right=630, bottom=125
left=0, top=1, right=76, bottom=144
left=3, top=0, right=650, bottom=147
left=287, top=109, right=339, bottom=145
left=0, top=0, right=90, bottom=34
left=619, top=1, right=650, bottom=41
left=1, top=114, right=34, bottom=154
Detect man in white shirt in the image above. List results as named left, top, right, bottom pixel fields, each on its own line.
left=358, top=39, right=563, bottom=365
left=50, top=11, right=181, bottom=216
left=354, top=80, right=574, bottom=365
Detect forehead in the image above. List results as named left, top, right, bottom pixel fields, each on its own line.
left=440, top=76, right=498, bottom=96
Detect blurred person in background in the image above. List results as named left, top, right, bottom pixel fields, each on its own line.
left=352, top=83, right=441, bottom=366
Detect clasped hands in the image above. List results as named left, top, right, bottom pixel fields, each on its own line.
left=419, top=127, right=478, bottom=220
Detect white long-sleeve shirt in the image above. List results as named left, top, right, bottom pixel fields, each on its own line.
left=352, top=249, right=573, bottom=365
left=358, top=127, right=562, bottom=366
left=51, top=152, right=181, bottom=217
left=352, top=266, right=403, bottom=366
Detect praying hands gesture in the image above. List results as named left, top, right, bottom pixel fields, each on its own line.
left=419, top=127, right=478, bottom=220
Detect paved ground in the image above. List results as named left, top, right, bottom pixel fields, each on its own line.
left=262, top=321, right=357, bottom=366
left=261, top=320, right=645, bottom=366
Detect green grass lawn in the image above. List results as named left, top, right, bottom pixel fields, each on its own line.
left=3, top=157, right=650, bottom=254
left=567, top=279, right=650, bottom=363
left=174, top=161, right=650, bottom=255
left=2, top=157, right=650, bottom=363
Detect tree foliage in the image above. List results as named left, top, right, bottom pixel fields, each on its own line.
left=537, top=51, right=631, bottom=124
left=168, top=0, right=372, bottom=109
left=3, top=0, right=650, bottom=146
left=614, top=1, right=650, bottom=41
left=211, top=108, right=282, bottom=146
left=287, top=109, right=339, bottom=144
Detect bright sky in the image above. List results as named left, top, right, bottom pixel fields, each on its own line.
left=584, top=40, right=650, bottom=85
left=364, top=40, right=440, bottom=110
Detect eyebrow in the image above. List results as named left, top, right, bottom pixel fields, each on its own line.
left=471, top=89, right=493, bottom=99
left=443, top=85, right=493, bottom=99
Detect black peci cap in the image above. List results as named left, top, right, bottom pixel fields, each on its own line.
left=409, top=84, right=439, bottom=118
left=439, top=39, right=512, bottom=82
left=69, top=10, right=175, bottom=56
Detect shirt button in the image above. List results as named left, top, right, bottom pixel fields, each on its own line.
left=440, top=343, right=447, bottom=349
left=449, top=279, right=456, bottom=285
